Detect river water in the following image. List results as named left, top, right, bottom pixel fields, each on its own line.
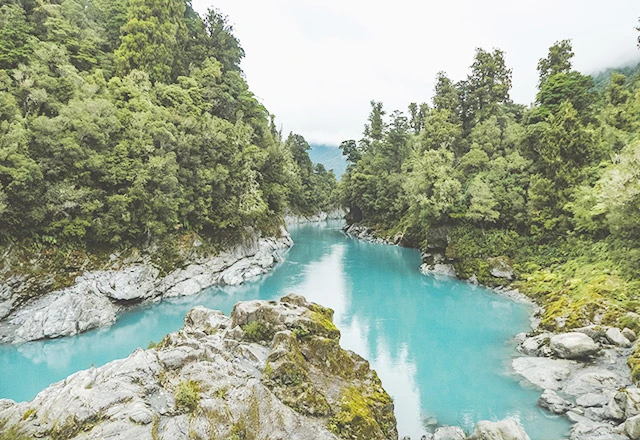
left=0, top=221, right=571, bottom=439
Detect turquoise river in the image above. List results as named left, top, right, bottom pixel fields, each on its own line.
left=0, top=221, right=571, bottom=439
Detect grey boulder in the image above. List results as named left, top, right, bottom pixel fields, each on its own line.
left=549, top=332, right=601, bottom=360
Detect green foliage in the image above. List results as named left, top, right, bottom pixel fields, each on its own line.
left=0, top=1, right=333, bottom=264
left=242, top=321, right=273, bottom=343
left=340, top=37, right=640, bottom=343
left=175, top=380, right=200, bottom=413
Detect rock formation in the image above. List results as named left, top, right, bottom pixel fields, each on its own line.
left=0, top=295, right=397, bottom=440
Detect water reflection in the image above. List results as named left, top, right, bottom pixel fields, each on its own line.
left=0, top=221, right=570, bottom=440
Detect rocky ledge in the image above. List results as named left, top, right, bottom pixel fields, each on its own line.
left=0, top=295, right=397, bottom=440
left=342, top=224, right=402, bottom=246
left=513, top=326, right=640, bottom=440
left=0, top=229, right=292, bottom=344
left=284, top=208, right=346, bottom=226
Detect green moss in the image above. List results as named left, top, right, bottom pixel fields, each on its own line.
left=0, top=422, right=31, bottom=440
left=629, top=346, right=640, bottom=383
left=242, top=321, right=274, bottom=343
left=21, top=408, right=36, bottom=421
left=175, top=380, right=200, bottom=413
left=309, top=311, right=340, bottom=339
left=328, top=385, right=394, bottom=440
left=303, top=337, right=357, bottom=379
left=50, top=414, right=103, bottom=440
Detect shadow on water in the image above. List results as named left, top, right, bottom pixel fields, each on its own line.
left=0, top=220, right=571, bottom=439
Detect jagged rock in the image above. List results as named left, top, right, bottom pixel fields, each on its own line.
left=625, top=414, right=640, bottom=439
left=538, top=389, right=572, bottom=414
left=487, top=256, right=514, bottom=280
left=605, top=327, right=632, bottom=347
left=605, top=388, right=640, bottom=421
left=0, top=296, right=397, bottom=440
left=576, top=392, right=614, bottom=408
left=570, top=419, right=628, bottom=440
left=623, top=328, right=637, bottom=342
left=284, top=208, right=346, bottom=226
left=433, top=426, right=466, bottom=440
left=519, top=333, right=552, bottom=356
left=0, top=231, right=292, bottom=344
left=0, top=289, right=118, bottom=343
left=420, top=263, right=456, bottom=277
left=470, top=419, right=530, bottom=440
left=561, top=367, right=626, bottom=398
left=549, top=332, right=601, bottom=360
left=512, top=357, right=577, bottom=390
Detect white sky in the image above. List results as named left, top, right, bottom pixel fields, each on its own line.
left=192, top=0, right=640, bottom=146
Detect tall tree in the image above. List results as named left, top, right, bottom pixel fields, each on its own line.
left=537, top=39, right=574, bottom=86
left=463, top=48, right=512, bottom=126
left=114, top=0, right=186, bottom=83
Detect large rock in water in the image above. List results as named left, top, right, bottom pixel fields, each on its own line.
left=0, top=295, right=397, bottom=440
left=549, top=332, right=601, bottom=360
left=470, top=419, right=531, bottom=440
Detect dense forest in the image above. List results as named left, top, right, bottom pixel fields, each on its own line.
left=0, top=0, right=336, bottom=254
left=339, top=39, right=640, bottom=374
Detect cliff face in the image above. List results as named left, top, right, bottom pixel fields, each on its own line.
left=0, top=229, right=292, bottom=344
left=0, top=295, right=397, bottom=440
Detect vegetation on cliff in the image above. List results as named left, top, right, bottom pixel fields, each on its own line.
left=339, top=36, right=640, bottom=340
left=0, top=0, right=336, bottom=251
left=0, top=0, right=337, bottom=294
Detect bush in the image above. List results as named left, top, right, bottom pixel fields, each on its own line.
left=175, top=380, right=200, bottom=412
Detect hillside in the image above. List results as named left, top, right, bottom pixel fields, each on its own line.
left=338, top=40, right=640, bottom=376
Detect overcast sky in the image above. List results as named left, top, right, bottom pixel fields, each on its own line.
left=192, top=0, right=640, bottom=146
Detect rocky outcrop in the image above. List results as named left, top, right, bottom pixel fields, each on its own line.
left=0, top=295, right=397, bottom=440
left=343, top=224, right=402, bottom=245
left=0, top=229, right=293, bottom=344
left=514, top=326, right=637, bottom=440
left=549, top=332, right=602, bottom=360
left=487, top=256, right=515, bottom=281
left=420, top=251, right=457, bottom=278
left=470, top=419, right=530, bottom=440
left=284, top=208, right=346, bottom=226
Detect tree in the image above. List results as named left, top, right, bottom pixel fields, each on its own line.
left=204, top=9, right=244, bottom=72
left=0, top=4, right=33, bottom=69
left=432, top=72, right=460, bottom=115
left=464, top=48, right=512, bottom=124
left=537, top=40, right=574, bottom=86
left=408, top=102, right=428, bottom=134
left=363, top=100, right=385, bottom=142
left=466, top=176, right=499, bottom=225
left=114, top=0, right=187, bottom=83
left=340, top=139, right=361, bottom=164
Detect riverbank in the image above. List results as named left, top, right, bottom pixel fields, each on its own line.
left=342, top=222, right=640, bottom=440
left=283, top=208, right=346, bottom=226
left=0, top=228, right=292, bottom=344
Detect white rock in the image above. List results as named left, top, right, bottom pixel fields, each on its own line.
left=434, top=426, right=466, bottom=440
left=576, top=392, right=614, bottom=408
left=605, top=327, right=632, bottom=347
left=538, top=389, right=572, bottom=414
left=471, top=419, right=530, bottom=440
left=0, top=231, right=293, bottom=343
left=561, top=367, right=626, bottom=398
left=623, top=328, right=637, bottom=342
left=6, top=290, right=117, bottom=343
left=512, top=357, right=577, bottom=391
left=0, top=298, right=391, bottom=440
left=626, top=414, right=640, bottom=439
left=550, top=332, right=601, bottom=360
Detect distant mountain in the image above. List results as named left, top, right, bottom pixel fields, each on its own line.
left=308, top=144, right=348, bottom=180
left=591, top=60, right=640, bottom=91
